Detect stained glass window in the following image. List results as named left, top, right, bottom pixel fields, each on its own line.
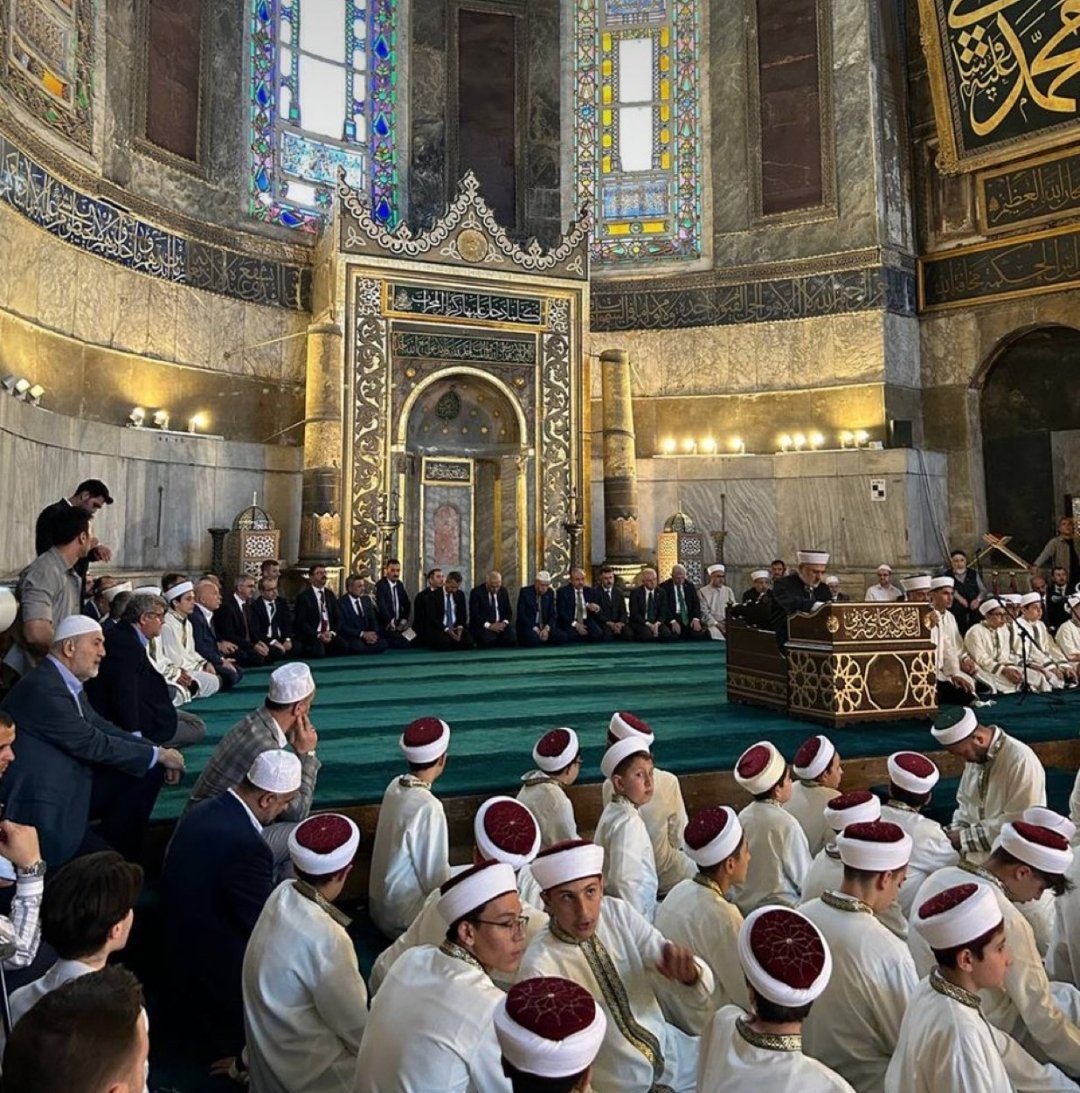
left=575, top=0, right=703, bottom=265
left=249, top=0, right=398, bottom=231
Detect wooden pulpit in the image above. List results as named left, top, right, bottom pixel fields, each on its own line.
left=728, top=602, right=938, bottom=727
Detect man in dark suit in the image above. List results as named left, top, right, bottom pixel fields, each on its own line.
left=555, top=567, right=604, bottom=642
left=658, top=565, right=711, bottom=641
left=293, top=565, right=351, bottom=659
left=0, top=616, right=185, bottom=866
left=414, top=569, right=473, bottom=651
left=161, top=750, right=300, bottom=1064
left=249, top=576, right=294, bottom=663
left=192, top=579, right=242, bottom=689
left=595, top=565, right=632, bottom=640
left=214, top=575, right=268, bottom=667
left=468, top=570, right=516, bottom=648
left=516, top=571, right=565, bottom=647
left=629, top=567, right=673, bottom=643
left=34, top=479, right=114, bottom=582
left=338, top=574, right=388, bottom=654
left=769, top=549, right=832, bottom=645
left=374, top=558, right=414, bottom=648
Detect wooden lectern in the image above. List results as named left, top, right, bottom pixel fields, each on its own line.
left=728, top=602, right=938, bottom=727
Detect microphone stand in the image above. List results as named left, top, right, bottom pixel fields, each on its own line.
left=1015, top=623, right=1035, bottom=704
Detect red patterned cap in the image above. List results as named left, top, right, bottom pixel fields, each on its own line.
left=887, top=751, right=940, bottom=795
left=823, top=789, right=881, bottom=832
left=288, top=813, right=360, bottom=874
left=734, top=742, right=785, bottom=795
left=683, top=806, right=743, bottom=868
left=399, top=716, right=450, bottom=763
left=533, top=728, right=579, bottom=773
left=792, top=735, right=835, bottom=781
left=474, top=796, right=541, bottom=869
left=915, top=882, right=1002, bottom=950
left=609, top=711, right=656, bottom=745
left=738, top=906, right=832, bottom=1005
left=836, top=821, right=912, bottom=871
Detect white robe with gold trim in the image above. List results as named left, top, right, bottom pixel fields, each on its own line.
left=798, top=845, right=908, bottom=939
left=879, top=802, right=959, bottom=920
left=516, top=773, right=578, bottom=848
left=729, top=799, right=812, bottom=916
left=595, top=795, right=659, bottom=922
left=784, top=781, right=840, bottom=856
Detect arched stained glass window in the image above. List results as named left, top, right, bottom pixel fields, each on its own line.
left=249, top=0, right=398, bottom=231
left=574, top=0, right=703, bottom=265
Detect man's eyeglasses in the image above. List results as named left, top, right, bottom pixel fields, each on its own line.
left=472, top=915, right=530, bottom=936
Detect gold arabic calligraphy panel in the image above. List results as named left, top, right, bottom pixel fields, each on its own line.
left=918, top=0, right=1080, bottom=172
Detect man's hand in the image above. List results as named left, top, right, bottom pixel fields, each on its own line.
left=90, top=544, right=114, bottom=562
left=951, top=674, right=976, bottom=694
left=947, top=828, right=962, bottom=849
left=319, top=631, right=334, bottom=644
left=960, top=655, right=977, bottom=674
left=538, top=626, right=550, bottom=643
left=178, top=669, right=194, bottom=687
left=574, top=622, right=587, bottom=636
left=690, top=619, right=703, bottom=632
left=491, top=620, right=507, bottom=633
left=1003, top=667, right=1023, bottom=684
left=648, top=622, right=660, bottom=637
left=0, top=820, right=41, bottom=870
left=289, top=714, right=319, bottom=756
left=253, top=642, right=270, bottom=658
left=158, top=748, right=186, bottom=774
left=586, top=602, right=600, bottom=614
left=670, top=620, right=682, bottom=636
left=362, top=631, right=379, bottom=644
left=218, top=640, right=238, bottom=655
left=657, top=941, right=700, bottom=985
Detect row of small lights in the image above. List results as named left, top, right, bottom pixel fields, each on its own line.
left=657, top=429, right=875, bottom=455
left=128, top=407, right=210, bottom=434
left=1, top=375, right=45, bottom=406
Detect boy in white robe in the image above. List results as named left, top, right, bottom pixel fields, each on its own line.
left=1055, top=595, right=1080, bottom=663
left=887, top=882, right=1075, bottom=1092
left=243, top=814, right=368, bottom=1093
left=964, top=597, right=1052, bottom=692
left=929, top=575, right=995, bottom=697
left=784, top=734, right=842, bottom=855
left=369, top=795, right=548, bottom=995
left=1016, top=593, right=1078, bottom=688
left=931, top=706, right=1046, bottom=861
left=161, top=580, right=221, bottom=699
left=494, top=977, right=607, bottom=1093
left=601, top=711, right=694, bottom=896
left=353, top=861, right=525, bottom=1093
left=594, top=737, right=659, bottom=921
left=728, top=741, right=812, bottom=915
left=655, top=805, right=748, bottom=1030
left=880, top=751, right=958, bottom=918
left=800, top=820, right=918, bottom=1092
left=516, top=839, right=714, bottom=1093
left=368, top=716, right=452, bottom=939
left=517, top=727, right=580, bottom=848
left=908, top=820, right=1080, bottom=1076
left=697, top=905, right=854, bottom=1092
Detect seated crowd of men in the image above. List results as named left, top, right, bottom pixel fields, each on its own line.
left=8, top=480, right=1080, bottom=1091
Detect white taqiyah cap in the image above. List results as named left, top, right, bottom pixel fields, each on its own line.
left=132, top=586, right=164, bottom=597
left=901, top=575, right=932, bottom=593
left=707, top=564, right=726, bottom=575
left=533, top=728, right=579, bottom=773
left=930, top=576, right=954, bottom=590
left=738, top=906, right=832, bottom=1006
left=164, top=581, right=194, bottom=602
left=399, top=717, right=451, bottom=764
left=1004, top=593, right=1023, bottom=606
left=531, top=840, right=604, bottom=891
left=1069, top=593, right=1080, bottom=611
left=288, top=813, right=360, bottom=874
left=823, top=790, right=881, bottom=832
left=52, top=615, right=103, bottom=643
left=0, top=587, right=15, bottom=633
left=792, top=735, right=835, bottom=781
left=608, top=711, right=655, bottom=746
left=535, top=571, right=552, bottom=583
left=751, top=569, right=770, bottom=581
left=734, top=741, right=786, bottom=796
left=887, top=752, right=940, bottom=795
left=601, top=736, right=650, bottom=780
left=796, top=551, right=829, bottom=565
left=876, top=564, right=893, bottom=573
left=437, top=860, right=518, bottom=926
left=979, top=597, right=1005, bottom=617
left=915, top=882, right=1003, bottom=951
left=474, top=797, right=541, bottom=869
left=1020, top=591, right=1043, bottom=607
left=825, top=575, right=839, bottom=586
left=495, top=977, right=607, bottom=1080
left=835, top=821, right=913, bottom=871
left=684, top=806, right=743, bottom=867
left=102, top=581, right=133, bottom=603
left=930, top=707, right=978, bottom=746
left=268, top=661, right=315, bottom=704
left=247, top=749, right=302, bottom=793
left=1022, top=807, right=1077, bottom=843
left=995, top=821, right=1073, bottom=875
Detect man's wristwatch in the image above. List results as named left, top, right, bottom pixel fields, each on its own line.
left=16, top=860, right=46, bottom=878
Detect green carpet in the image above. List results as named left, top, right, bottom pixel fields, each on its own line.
left=153, top=643, right=1080, bottom=822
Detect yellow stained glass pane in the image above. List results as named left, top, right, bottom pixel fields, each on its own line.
left=602, top=108, right=613, bottom=125
left=41, top=70, right=65, bottom=97
left=607, top=223, right=631, bottom=235
left=602, top=154, right=612, bottom=173
left=602, top=32, right=612, bottom=51
left=602, top=133, right=613, bottom=148
left=602, top=85, right=613, bottom=104
left=660, top=79, right=670, bottom=100
left=659, top=54, right=670, bottom=72
left=660, top=128, right=670, bottom=143
left=601, top=59, right=612, bottom=77
left=660, top=105, right=671, bottom=122
left=643, top=221, right=666, bottom=232
left=660, top=151, right=671, bottom=169
left=660, top=26, right=670, bottom=46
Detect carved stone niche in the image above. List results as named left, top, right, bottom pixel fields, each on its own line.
left=335, top=170, right=592, bottom=582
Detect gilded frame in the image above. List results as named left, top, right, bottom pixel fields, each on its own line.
left=976, top=146, right=1080, bottom=236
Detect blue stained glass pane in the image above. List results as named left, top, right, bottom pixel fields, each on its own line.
left=373, top=112, right=389, bottom=137
left=280, top=209, right=305, bottom=227
left=375, top=197, right=392, bottom=221
left=257, top=1, right=271, bottom=22
left=256, top=82, right=271, bottom=108
left=373, top=34, right=390, bottom=59
left=255, top=167, right=271, bottom=192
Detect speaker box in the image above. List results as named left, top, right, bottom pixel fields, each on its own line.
left=888, top=418, right=913, bottom=448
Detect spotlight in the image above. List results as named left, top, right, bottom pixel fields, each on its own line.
left=793, top=433, right=806, bottom=451
left=661, top=437, right=677, bottom=455
left=779, top=434, right=792, bottom=452
left=854, top=429, right=869, bottom=446
left=13, top=378, right=29, bottom=396
left=839, top=430, right=854, bottom=448
left=188, top=413, right=209, bottom=434
left=128, top=407, right=145, bottom=428
left=26, top=384, right=44, bottom=406
left=810, top=432, right=824, bottom=450
left=700, top=437, right=717, bottom=454
left=153, top=410, right=170, bottom=430
left=1, top=375, right=18, bottom=395
left=729, top=437, right=745, bottom=454
left=681, top=437, right=696, bottom=454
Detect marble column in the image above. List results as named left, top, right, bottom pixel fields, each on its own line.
left=600, top=348, right=640, bottom=563
left=299, top=320, right=344, bottom=567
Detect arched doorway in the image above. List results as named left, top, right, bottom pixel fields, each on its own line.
left=979, top=324, right=1080, bottom=560
left=402, top=374, right=525, bottom=593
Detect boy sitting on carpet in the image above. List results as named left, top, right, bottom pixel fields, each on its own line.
left=517, top=727, right=581, bottom=848
left=594, top=735, right=660, bottom=921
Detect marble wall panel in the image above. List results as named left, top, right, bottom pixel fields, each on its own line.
left=35, top=242, right=79, bottom=335
left=71, top=252, right=121, bottom=348
left=146, top=279, right=180, bottom=363
left=111, top=269, right=154, bottom=357
left=174, top=286, right=214, bottom=369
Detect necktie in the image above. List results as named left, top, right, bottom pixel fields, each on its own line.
left=676, top=585, right=688, bottom=624
left=646, top=590, right=654, bottom=622
left=490, top=592, right=498, bottom=622
left=575, top=589, right=585, bottom=623
left=538, top=594, right=545, bottom=627
left=355, top=597, right=365, bottom=628
left=318, top=591, right=328, bottom=633
left=149, top=637, right=158, bottom=659
left=391, top=583, right=400, bottom=617
left=445, top=594, right=455, bottom=628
